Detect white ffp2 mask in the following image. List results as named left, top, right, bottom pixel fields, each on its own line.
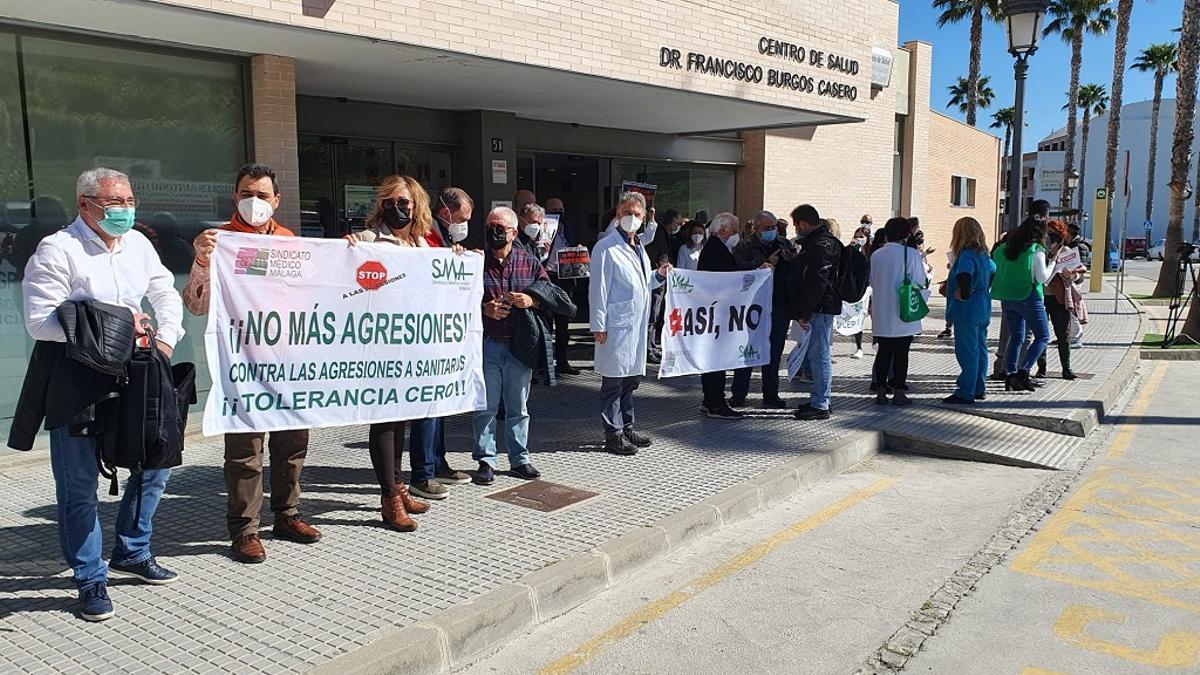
left=237, top=196, right=275, bottom=227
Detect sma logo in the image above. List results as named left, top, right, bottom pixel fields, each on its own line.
left=738, top=344, right=760, bottom=361
left=432, top=258, right=475, bottom=282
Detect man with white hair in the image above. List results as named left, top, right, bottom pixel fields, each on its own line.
left=731, top=209, right=797, bottom=409
left=16, top=167, right=183, bottom=621
left=517, top=202, right=551, bottom=261
left=474, top=206, right=550, bottom=485
left=590, top=191, right=671, bottom=454
left=695, top=212, right=745, bottom=420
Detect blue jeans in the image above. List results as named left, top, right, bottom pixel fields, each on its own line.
left=49, top=427, right=171, bottom=588
left=952, top=319, right=990, bottom=399
left=472, top=338, right=533, bottom=469
left=407, top=417, right=441, bottom=483
left=732, top=306, right=791, bottom=401
left=1002, top=292, right=1050, bottom=373
left=807, top=312, right=835, bottom=411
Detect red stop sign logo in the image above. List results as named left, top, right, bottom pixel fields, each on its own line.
left=356, top=261, right=388, bottom=290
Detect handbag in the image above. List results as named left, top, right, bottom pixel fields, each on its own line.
left=898, top=246, right=930, bottom=322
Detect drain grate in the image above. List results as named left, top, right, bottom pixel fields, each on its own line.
left=485, top=480, right=599, bottom=512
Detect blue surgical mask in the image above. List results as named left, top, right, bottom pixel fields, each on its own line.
left=97, top=206, right=136, bottom=236
left=760, top=230, right=777, bottom=244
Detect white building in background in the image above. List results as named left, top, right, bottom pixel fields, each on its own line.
left=1042, top=99, right=1200, bottom=243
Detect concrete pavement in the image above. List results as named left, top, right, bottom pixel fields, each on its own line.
left=0, top=286, right=1142, bottom=674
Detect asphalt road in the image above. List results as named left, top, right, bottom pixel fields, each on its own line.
left=908, top=361, right=1200, bottom=674
left=458, top=452, right=1051, bottom=674
left=460, top=363, right=1200, bottom=675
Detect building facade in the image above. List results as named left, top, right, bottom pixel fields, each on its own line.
left=1016, top=100, right=1200, bottom=243
left=0, top=0, right=997, bottom=439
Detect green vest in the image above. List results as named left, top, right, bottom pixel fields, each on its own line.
left=991, top=243, right=1044, bottom=301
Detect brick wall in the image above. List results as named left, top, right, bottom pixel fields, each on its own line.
left=734, top=0, right=899, bottom=240
left=149, top=0, right=892, bottom=123
left=901, top=41, right=932, bottom=221
left=921, top=111, right=1001, bottom=280
left=249, top=55, right=301, bottom=229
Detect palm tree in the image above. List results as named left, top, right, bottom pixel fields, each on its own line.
left=948, top=76, right=996, bottom=115
left=1045, top=0, right=1117, bottom=209
left=1102, top=0, right=1136, bottom=228
left=1069, top=84, right=1109, bottom=211
left=1131, top=42, right=1179, bottom=225
left=932, top=0, right=1002, bottom=126
left=990, top=107, right=1016, bottom=161
left=1156, top=0, right=1199, bottom=314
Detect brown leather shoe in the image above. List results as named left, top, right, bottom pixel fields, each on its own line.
left=232, top=534, right=266, bottom=564
left=396, top=483, right=430, bottom=514
left=272, top=514, right=322, bottom=544
left=381, top=494, right=417, bottom=532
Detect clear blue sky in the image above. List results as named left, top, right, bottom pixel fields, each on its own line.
left=899, top=0, right=1185, bottom=152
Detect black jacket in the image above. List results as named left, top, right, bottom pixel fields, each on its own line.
left=511, top=280, right=577, bottom=386
left=648, top=226, right=687, bottom=268
left=733, top=236, right=796, bottom=307
left=789, top=225, right=844, bottom=320
left=8, top=301, right=134, bottom=451
left=698, top=236, right=737, bottom=272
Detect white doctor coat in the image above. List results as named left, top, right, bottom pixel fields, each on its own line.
left=589, top=232, right=664, bottom=378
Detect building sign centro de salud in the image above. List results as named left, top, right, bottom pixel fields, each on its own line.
left=658, top=36, right=864, bottom=101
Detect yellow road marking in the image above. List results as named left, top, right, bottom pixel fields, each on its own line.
left=1053, top=605, right=1200, bottom=668
left=1107, top=362, right=1168, bottom=460
left=539, top=475, right=901, bottom=675
left=1012, top=469, right=1200, bottom=612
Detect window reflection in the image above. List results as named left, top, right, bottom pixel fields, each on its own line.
left=612, top=162, right=736, bottom=222
left=0, top=30, right=246, bottom=441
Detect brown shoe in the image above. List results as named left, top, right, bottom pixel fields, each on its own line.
left=397, top=482, right=431, bottom=513
left=381, top=494, right=417, bottom=532
left=232, top=534, right=266, bottom=564
left=272, top=515, right=322, bottom=544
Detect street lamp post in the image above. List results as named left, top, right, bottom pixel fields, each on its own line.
left=1003, top=0, right=1049, bottom=232
left=1066, top=169, right=1079, bottom=216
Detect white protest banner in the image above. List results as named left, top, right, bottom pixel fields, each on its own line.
left=786, top=321, right=812, bottom=381
left=834, top=287, right=872, bottom=337
left=202, top=232, right=486, bottom=435
left=658, top=268, right=773, bottom=378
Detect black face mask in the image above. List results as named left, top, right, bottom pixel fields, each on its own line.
left=382, top=201, right=411, bottom=230
left=486, top=227, right=509, bottom=250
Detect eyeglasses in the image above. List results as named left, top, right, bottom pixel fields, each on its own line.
left=84, top=196, right=139, bottom=208
left=386, top=198, right=411, bottom=208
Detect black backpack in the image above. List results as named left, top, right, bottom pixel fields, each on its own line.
left=838, top=245, right=869, bottom=303
left=98, top=338, right=196, bottom=501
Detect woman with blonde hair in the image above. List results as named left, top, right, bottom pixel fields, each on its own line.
left=943, top=217, right=996, bottom=405
left=352, top=174, right=433, bottom=245
left=345, top=175, right=437, bottom=530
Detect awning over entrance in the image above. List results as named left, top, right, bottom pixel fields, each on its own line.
left=8, top=0, right=861, bottom=136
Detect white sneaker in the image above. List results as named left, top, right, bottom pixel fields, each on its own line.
left=852, top=349, right=863, bottom=359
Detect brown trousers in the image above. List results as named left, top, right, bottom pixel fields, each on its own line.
left=224, top=430, right=309, bottom=539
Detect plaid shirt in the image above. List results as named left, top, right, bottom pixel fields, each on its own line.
left=482, top=245, right=549, bottom=342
